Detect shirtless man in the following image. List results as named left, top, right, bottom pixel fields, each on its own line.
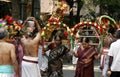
left=0, top=27, right=19, bottom=77
left=21, top=17, right=41, bottom=77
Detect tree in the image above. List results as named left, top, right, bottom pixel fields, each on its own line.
left=66, top=0, right=84, bottom=27
left=100, top=0, right=120, bottom=22
left=76, top=0, right=84, bottom=23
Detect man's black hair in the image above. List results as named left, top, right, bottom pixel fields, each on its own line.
left=115, top=29, right=120, bottom=39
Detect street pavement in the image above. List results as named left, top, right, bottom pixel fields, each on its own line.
left=42, top=60, right=102, bottom=77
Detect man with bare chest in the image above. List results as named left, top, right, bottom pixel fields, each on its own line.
left=0, top=27, right=19, bottom=77
left=21, top=17, right=41, bottom=77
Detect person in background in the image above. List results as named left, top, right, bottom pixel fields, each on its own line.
left=0, top=27, right=19, bottom=77
left=107, top=29, right=120, bottom=77
left=100, top=34, right=114, bottom=77
left=45, top=35, right=70, bottom=77
left=71, top=37, right=101, bottom=77
left=72, top=37, right=81, bottom=68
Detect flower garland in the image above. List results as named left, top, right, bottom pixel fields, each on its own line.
left=96, top=15, right=118, bottom=52
left=98, top=15, right=118, bottom=35
left=57, top=1, right=69, bottom=12
left=70, top=21, right=100, bottom=49
left=0, top=15, right=23, bottom=35
left=41, top=1, right=70, bottom=40
left=71, top=22, right=99, bottom=35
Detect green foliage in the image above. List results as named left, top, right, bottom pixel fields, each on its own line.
left=100, top=0, right=120, bottom=6
left=83, top=0, right=89, bottom=4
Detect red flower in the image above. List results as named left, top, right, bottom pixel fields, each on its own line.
left=5, top=15, right=14, bottom=24
left=64, top=31, right=68, bottom=36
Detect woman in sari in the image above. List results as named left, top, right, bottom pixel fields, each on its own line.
left=71, top=37, right=100, bottom=77
left=46, top=35, right=69, bottom=77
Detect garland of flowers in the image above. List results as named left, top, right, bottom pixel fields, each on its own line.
left=0, top=15, right=22, bottom=36
left=42, top=20, right=70, bottom=40
left=41, top=1, right=69, bottom=39
left=57, top=1, right=69, bottom=12
left=70, top=21, right=100, bottom=49
left=71, top=22, right=99, bottom=34
left=96, top=15, right=118, bottom=52
left=98, top=15, right=118, bottom=35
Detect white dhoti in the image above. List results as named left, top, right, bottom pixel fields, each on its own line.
left=72, top=45, right=79, bottom=65
left=0, top=74, right=14, bottom=77
left=100, top=49, right=109, bottom=77
left=22, top=56, right=41, bottom=77
left=40, top=56, right=48, bottom=71
left=0, top=65, right=14, bottom=77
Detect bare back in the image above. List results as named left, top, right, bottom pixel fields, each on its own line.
left=0, top=41, right=16, bottom=65
left=21, top=33, right=41, bottom=57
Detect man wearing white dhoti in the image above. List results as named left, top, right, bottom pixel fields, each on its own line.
left=100, top=48, right=109, bottom=77
left=100, top=34, right=114, bottom=77
left=21, top=17, right=41, bottom=77
left=22, top=56, right=40, bottom=77
left=0, top=27, right=19, bottom=77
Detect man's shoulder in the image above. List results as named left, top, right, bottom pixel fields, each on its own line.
left=5, top=42, right=15, bottom=47
left=110, top=41, right=118, bottom=46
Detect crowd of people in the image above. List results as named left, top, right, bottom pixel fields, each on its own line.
left=0, top=16, right=120, bottom=77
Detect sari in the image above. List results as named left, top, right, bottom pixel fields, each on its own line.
left=47, top=43, right=69, bottom=77
left=74, top=46, right=97, bottom=77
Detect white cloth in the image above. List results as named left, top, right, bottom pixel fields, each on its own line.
left=27, top=21, right=35, bottom=26
left=38, top=46, right=43, bottom=67
left=0, top=74, right=14, bottom=77
left=100, top=49, right=109, bottom=77
left=40, top=56, right=48, bottom=71
left=38, top=45, right=50, bottom=71
left=108, top=39, right=120, bottom=71
left=72, top=44, right=80, bottom=64
left=22, top=56, right=41, bottom=77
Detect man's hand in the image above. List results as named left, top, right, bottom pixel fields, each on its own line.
left=106, top=68, right=111, bottom=76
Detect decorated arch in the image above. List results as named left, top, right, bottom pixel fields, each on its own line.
left=71, top=21, right=100, bottom=35
left=97, top=15, right=118, bottom=35
left=69, top=21, right=101, bottom=49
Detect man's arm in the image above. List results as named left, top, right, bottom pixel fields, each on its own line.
left=32, top=17, right=41, bottom=42
left=107, top=44, right=114, bottom=72
left=22, top=17, right=30, bottom=27
left=32, top=17, right=41, bottom=32
left=33, top=32, right=41, bottom=42
left=10, top=45, right=20, bottom=77
left=106, top=56, right=113, bottom=76
left=108, top=56, right=113, bottom=70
